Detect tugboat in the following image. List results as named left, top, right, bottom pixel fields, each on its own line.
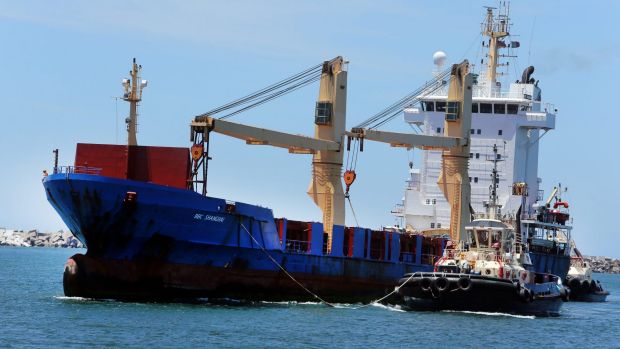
left=564, top=244, right=610, bottom=302
left=397, top=144, right=567, bottom=317
left=520, top=184, right=572, bottom=280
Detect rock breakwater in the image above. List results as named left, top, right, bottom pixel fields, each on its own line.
left=0, top=228, right=83, bottom=248
left=584, top=256, right=620, bottom=274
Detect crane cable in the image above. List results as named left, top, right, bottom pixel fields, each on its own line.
left=195, top=58, right=339, bottom=121
left=343, top=138, right=360, bottom=226
left=240, top=222, right=417, bottom=309
left=354, top=66, right=452, bottom=130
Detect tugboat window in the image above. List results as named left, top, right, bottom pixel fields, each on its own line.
left=477, top=230, right=489, bottom=248
left=468, top=230, right=477, bottom=248
left=491, top=231, right=501, bottom=245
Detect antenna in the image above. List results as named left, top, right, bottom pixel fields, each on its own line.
left=122, top=58, right=147, bottom=146
left=111, top=96, right=121, bottom=144
left=527, top=17, right=536, bottom=66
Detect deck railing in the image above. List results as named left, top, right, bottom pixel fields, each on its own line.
left=285, top=239, right=311, bottom=254
left=57, top=165, right=103, bottom=175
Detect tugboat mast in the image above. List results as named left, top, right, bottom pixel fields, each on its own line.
left=122, top=58, right=147, bottom=146
left=486, top=144, right=504, bottom=220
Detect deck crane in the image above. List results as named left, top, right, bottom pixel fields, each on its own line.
left=348, top=61, right=473, bottom=243
left=191, top=57, right=347, bottom=251
left=189, top=57, right=473, bottom=251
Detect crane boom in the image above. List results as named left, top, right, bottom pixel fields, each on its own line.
left=191, top=117, right=340, bottom=154
left=347, top=129, right=465, bottom=150
left=545, top=186, right=558, bottom=206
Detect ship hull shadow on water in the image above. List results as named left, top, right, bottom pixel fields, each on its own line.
left=398, top=273, right=564, bottom=317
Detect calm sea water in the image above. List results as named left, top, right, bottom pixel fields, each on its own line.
left=1, top=247, right=619, bottom=348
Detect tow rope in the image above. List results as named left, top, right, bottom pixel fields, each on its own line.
left=240, top=223, right=416, bottom=309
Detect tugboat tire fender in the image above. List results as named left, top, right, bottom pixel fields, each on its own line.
left=560, top=287, right=570, bottom=302
left=420, top=277, right=433, bottom=292
left=581, top=280, right=591, bottom=292
left=589, top=280, right=598, bottom=292
left=569, top=278, right=581, bottom=293
left=457, top=277, right=473, bottom=292
left=519, top=288, right=532, bottom=303
left=433, top=277, right=450, bottom=293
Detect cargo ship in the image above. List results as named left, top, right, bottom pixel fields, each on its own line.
left=44, top=56, right=478, bottom=302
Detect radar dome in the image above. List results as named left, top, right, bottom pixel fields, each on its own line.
left=433, top=51, right=447, bottom=66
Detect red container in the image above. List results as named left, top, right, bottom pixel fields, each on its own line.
left=75, top=143, right=190, bottom=189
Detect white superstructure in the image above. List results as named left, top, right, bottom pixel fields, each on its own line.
left=394, top=5, right=557, bottom=233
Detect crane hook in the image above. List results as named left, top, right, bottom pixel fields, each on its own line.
left=343, top=170, right=357, bottom=197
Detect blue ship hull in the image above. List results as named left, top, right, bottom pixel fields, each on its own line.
left=44, top=173, right=442, bottom=302
left=529, top=251, right=570, bottom=280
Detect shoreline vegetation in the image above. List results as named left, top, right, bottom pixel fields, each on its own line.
left=2, top=227, right=619, bottom=274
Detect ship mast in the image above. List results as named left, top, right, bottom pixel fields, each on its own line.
left=122, top=58, right=147, bottom=146
left=482, top=4, right=510, bottom=88
left=486, top=144, right=504, bottom=219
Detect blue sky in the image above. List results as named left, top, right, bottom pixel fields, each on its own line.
left=1, top=1, right=618, bottom=257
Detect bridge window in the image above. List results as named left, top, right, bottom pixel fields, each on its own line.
left=474, top=177, right=479, bottom=183
left=475, top=153, right=480, bottom=159
left=470, top=129, right=475, bottom=134
left=436, top=127, right=441, bottom=134
left=494, top=103, right=506, bottom=114
left=480, top=103, right=492, bottom=113
left=436, top=101, right=447, bottom=112
left=498, top=129, right=503, bottom=136
left=477, top=129, right=481, bottom=135
left=423, top=101, right=435, bottom=112
left=432, top=199, right=436, bottom=204
left=472, top=103, right=479, bottom=113
left=431, top=223, right=435, bottom=229
left=469, top=153, right=473, bottom=158
left=437, top=223, right=441, bottom=228
left=507, top=104, right=519, bottom=114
